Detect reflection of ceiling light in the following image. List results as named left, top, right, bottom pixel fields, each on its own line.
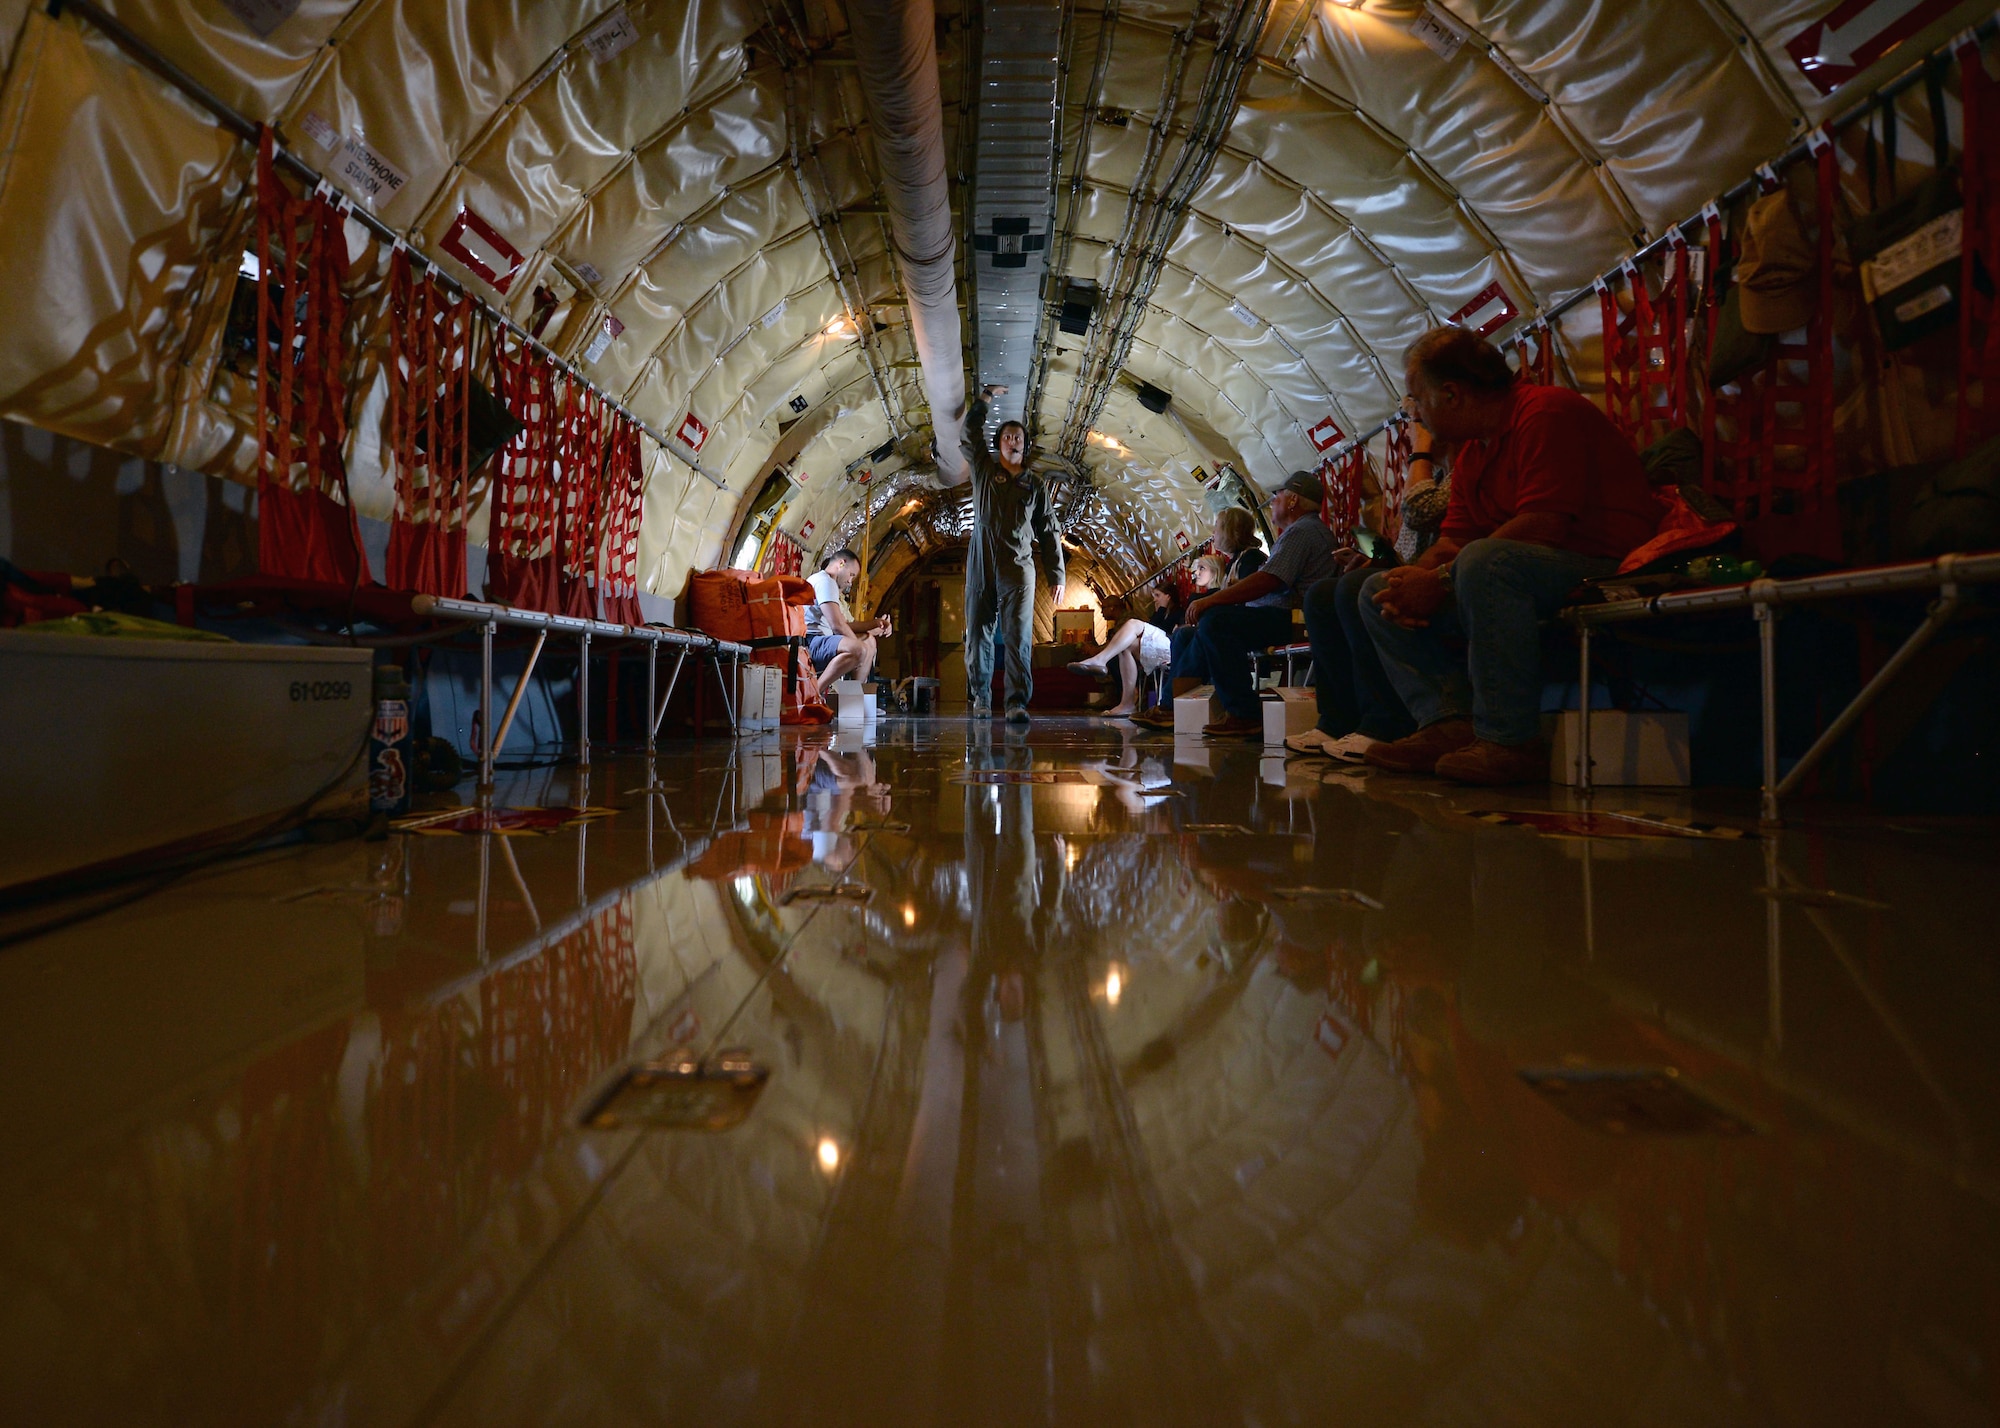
left=901, top=902, right=917, bottom=927
left=1104, top=968, right=1124, bottom=1006
left=1328, top=0, right=1365, bottom=8
left=817, top=1137, right=842, bottom=1172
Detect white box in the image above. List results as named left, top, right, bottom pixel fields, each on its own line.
left=1261, top=687, right=1318, bottom=746
left=0, top=631, right=371, bottom=891
left=1550, top=710, right=1691, bottom=787
left=833, top=678, right=869, bottom=723
left=1173, top=685, right=1225, bottom=734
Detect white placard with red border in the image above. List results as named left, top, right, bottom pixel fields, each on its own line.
left=1784, top=0, right=1958, bottom=96
left=1306, top=416, right=1344, bottom=453
left=1451, top=281, right=1519, bottom=337
left=1174, top=530, right=1191, bottom=552
left=800, top=520, right=815, bottom=540
left=676, top=411, right=709, bottom=452
left=440, top=208, right=523, bottom=293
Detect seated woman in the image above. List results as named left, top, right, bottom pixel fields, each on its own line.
left=1071, top=554, right=1222, bottom=717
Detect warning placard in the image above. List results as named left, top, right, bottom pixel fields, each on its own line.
left=677, top=411, right=710, bottom=452
left=439, top=208, right=524, bottom=293
left=1450, top=281, right=1519, bottom=337
left=1785, top=0, right=1959, bottom=95
left=1306, top=416, right=1343, bottom=452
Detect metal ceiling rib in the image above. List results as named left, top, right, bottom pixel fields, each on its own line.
left=971, top=0, right=1062, bottom=434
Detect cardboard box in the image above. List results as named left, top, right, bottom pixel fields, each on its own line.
left=735, top=662, right=780, bottom=734
left=832, top=678, right=873, bottom=724
left=1173, top=685, right=1225, bottom=734
left=1550, top=710, right=1690, bottom=787
left=1260, top=687, right=1318, bottom=746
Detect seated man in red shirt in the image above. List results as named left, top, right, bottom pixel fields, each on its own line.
left=1358, top=326, right=1658, bottom=785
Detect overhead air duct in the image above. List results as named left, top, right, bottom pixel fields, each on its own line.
left=848, top=0, right=968, bottom=484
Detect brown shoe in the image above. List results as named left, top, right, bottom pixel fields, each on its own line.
left=1434, top=737, right=1549, bottom=786
left=1132, top=706, right=1176, bottom=729
left=1202, top=714, right=1263, bottom=739
left=1363, top=718, right=1475, bottom=774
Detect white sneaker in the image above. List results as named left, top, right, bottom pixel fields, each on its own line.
left=1323, top=732, right=1379, bottom=764
left=1283, top=728, right=1342, bottom=757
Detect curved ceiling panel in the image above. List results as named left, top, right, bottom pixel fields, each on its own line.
left=0, top=0, right=1987, bottom=598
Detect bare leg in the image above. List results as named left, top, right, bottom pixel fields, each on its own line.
left=1104, top=650, right=1141, bottom=715
left=857, top=634, right=877, bottom=684
left=820, top=634, right=865, bottom=686
left=1075, top=619, right=1147, bottom=670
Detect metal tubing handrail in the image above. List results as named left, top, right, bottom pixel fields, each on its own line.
left=1562, top=550, right=1998, bottom=821
left=1566, top=551, right=2000, bottom=628
left=409, top=593, right=750, bottom=656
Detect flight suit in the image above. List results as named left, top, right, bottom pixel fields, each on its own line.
left=959, top=396, right=1064, bottom=714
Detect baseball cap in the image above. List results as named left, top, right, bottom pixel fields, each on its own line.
left=1273, top=469, right=1324, bottom=504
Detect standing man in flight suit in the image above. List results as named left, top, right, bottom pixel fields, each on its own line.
left=956, top=383, right=1065, bottom=723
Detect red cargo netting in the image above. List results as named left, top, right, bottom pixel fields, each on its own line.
left=487, top=332, right=562, bottom=610
left=384, top=248, right=476, bottom=596
left=1700, top=137, right=1840, bottom=561
left=1959, top=36, right=2000, bottom=455
left=552, top=378, right=607, bottom=618
left=758, top=529, right=803, bottom=578
left=1599, top=243, right=1692, bottom=449
left=253, top=129, right=363, bottom=585
left=1318, top=444, right=1365, bottom=540
left=597, top=419, right=647, bottom=625
left=1381, top=419, right=1413, bottom=539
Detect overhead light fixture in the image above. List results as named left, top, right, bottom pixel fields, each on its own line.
left=824, top=317, right=853, bottom=338
left=817, top=1137, right=842, bottom=1173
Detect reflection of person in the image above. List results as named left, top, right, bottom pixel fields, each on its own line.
left=1359, top=327, right=1656, bottom=785
left=959, top=384, right=1065, bottom=724
left=806, top=548, right=891, bottom=687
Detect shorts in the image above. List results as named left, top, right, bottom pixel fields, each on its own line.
left=807, top=632, right=846, bottom=670
left=1135, top=622, right=1171, bottom=674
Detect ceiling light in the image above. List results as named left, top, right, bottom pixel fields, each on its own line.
left=901, top=902, right=917, bottom=927
left=1104, top=968, right=1124, bottom=1006
left=817, top=1136, right=842, bottom=1172
left=824, top=317, right=853, bottom=338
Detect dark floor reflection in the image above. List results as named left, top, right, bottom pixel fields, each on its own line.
left=1, top=716, right=1995, bottom=1426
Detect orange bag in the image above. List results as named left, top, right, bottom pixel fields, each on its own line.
left=685, top=568, right=833, bottom=724
left=683, top=568, right=757, bottom=644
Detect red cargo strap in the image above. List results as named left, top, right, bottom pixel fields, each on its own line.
left=254, top=129, right=362, bottom=585
left=1317, top=444, right=1365, bottom=540
left=1381, top=418, right=1413, bottom=542
left=1601, top=246, right=1690, bottom=448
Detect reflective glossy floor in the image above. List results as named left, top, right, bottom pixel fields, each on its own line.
left=4, top=715, right=1997, bottom=1427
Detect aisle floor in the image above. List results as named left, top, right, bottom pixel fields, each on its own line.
left=3, top=714, right=1997, bottom=1427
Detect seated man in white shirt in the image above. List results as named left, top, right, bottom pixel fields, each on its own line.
left=805, top=548, right=890, bottom=687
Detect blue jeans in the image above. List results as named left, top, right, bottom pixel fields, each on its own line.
left=1194, top=604, right=1297, bottom=720
left=1304, top=567, right=1414, bottom=742
left=1358, top=538, right=1616, bottom=746
left=1168, top=625, right=1206, bottom=683
left=965, top=570, right=1035, bottom=711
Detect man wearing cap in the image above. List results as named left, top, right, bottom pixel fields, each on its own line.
left=1183, top=469, right=1344, bottom=738
left=1358, top=326, right=1658, bottom=784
